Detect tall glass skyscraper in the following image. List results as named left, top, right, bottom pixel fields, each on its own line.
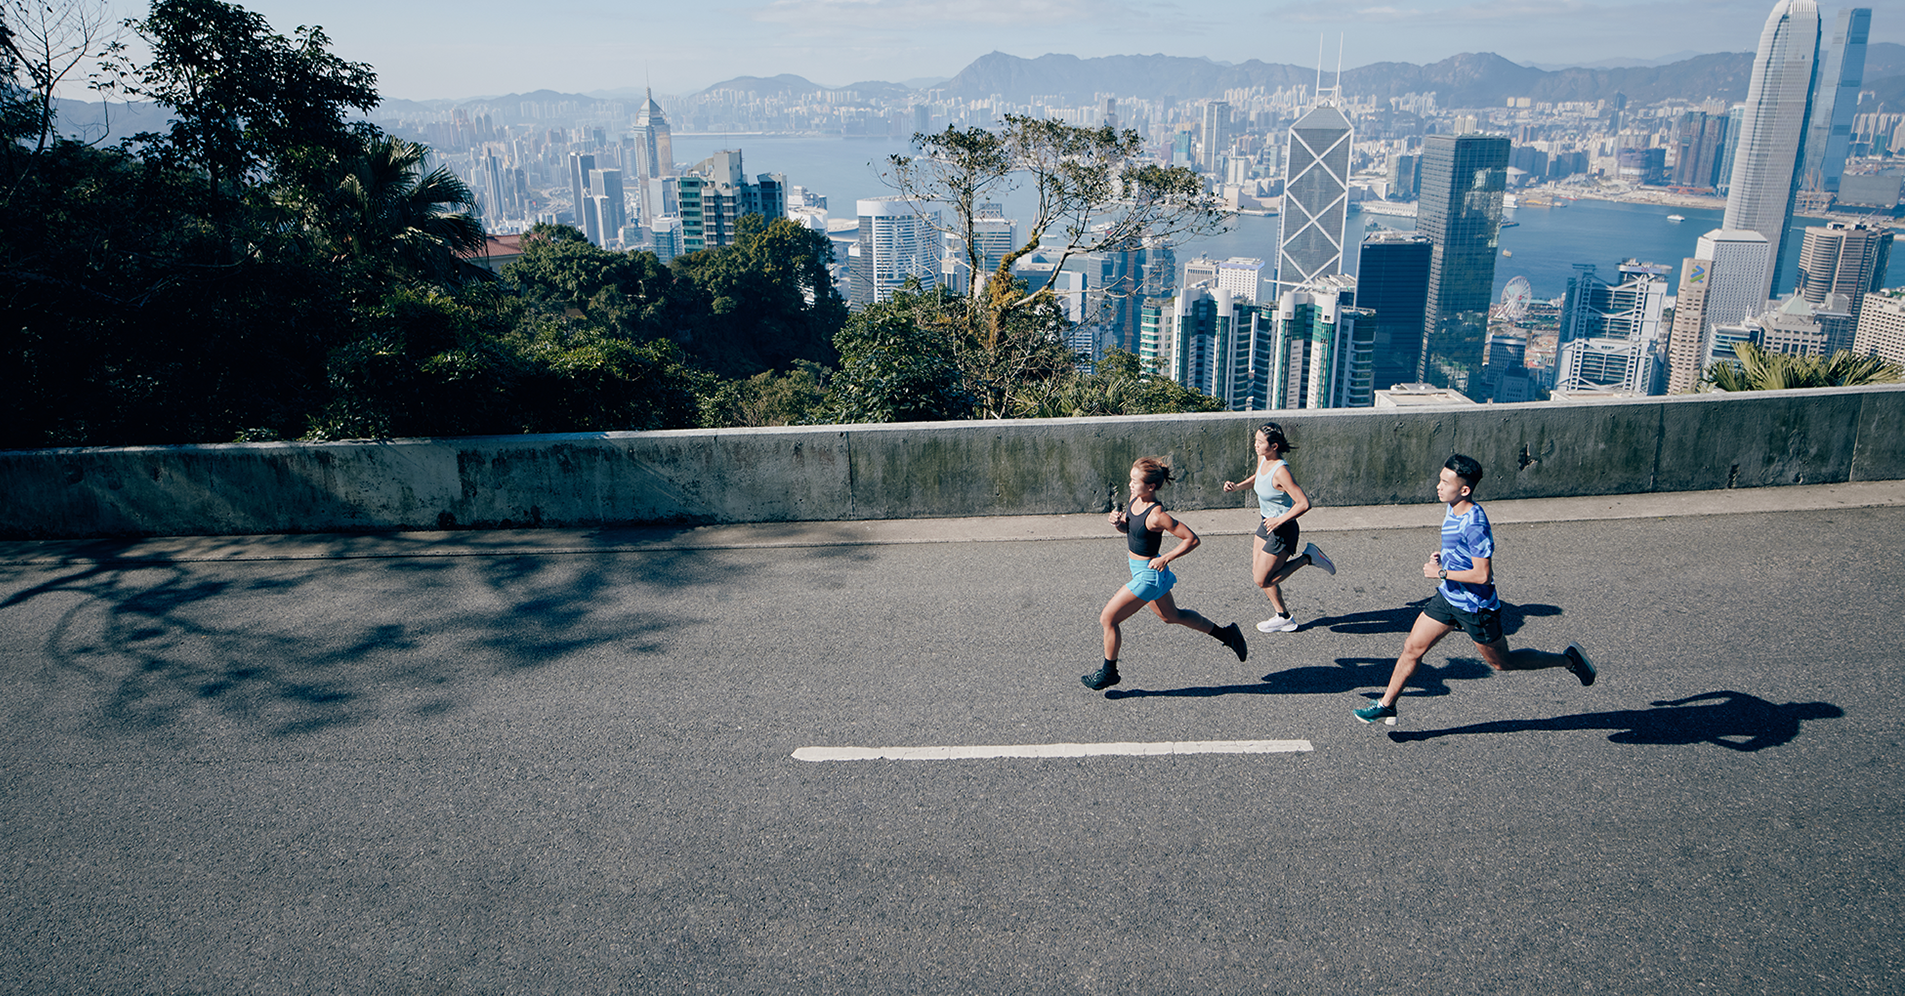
left=634, top=88, right=674, bottom=180
left=1275, top=94, right=1353, bottom=300
left=1800, top=7, right=1870, bottom=195
left=1356, top=231, right=1433, bottom=391
left=1199, top=101, right=1231, bottom=172
left=1723, top=0, right=1821, bottom=305
left=1416, top=133, right=1510, bottom=398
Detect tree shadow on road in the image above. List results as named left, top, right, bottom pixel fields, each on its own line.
left=1104, top=656, right=1494, bottom=700
left=1307, top=599, right=1561, bottom=637
left=1387, top=691, right=1844, bottom=751
left=0, top=543, right=718, bottom=739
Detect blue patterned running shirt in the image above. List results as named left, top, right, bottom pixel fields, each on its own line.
left=1439, top=503, right=1500, bottom=612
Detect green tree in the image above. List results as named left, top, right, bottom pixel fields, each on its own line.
left=103, top=0, right=378, bottom=204
left=886, top=116, right=1228, bottom=417
left=311, top=284, right=706, bottom=439
left=505, top=225, right=702, bottom=349
left=699, top=361, right=831, bottom=428
left=668, top=214, right=847, bottom=377
left=1011, top=348, right=1225, bottom=418
left=829, top=285, right=972, bottom=423
left=282, top=131, right=485, bottom=287
left=2, top=1, right=395, bottom=448
left=1703, top=342, right=1903, bottom=392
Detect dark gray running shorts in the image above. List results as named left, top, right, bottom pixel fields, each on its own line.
left=1255, top=518, right=1300, bottom=557
left=1422, top=588, right=1504, bottom=645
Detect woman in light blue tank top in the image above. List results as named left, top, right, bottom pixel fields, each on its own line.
left=1222, top=422, right=1337, bottom=632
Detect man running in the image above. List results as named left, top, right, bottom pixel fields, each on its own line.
left=1355, top=454, right=1596, bottom=725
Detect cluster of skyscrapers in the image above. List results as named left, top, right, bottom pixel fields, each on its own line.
left=1132, top=0, right=1895, bottom=412
left=1662, top=3, right=1896, bottom=393
left=454, top=0, right=1896, bottom=409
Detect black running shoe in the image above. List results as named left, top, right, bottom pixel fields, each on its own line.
left=1565, top=642, right=1596, bottom=686
left=1215, top=622, right=1248, bottom=662
left=1081, top=664, right=1121, bottom=690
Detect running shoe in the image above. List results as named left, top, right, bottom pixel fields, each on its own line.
left=1353, top=700, right=1397, bottom=723
left=1565, top=642, right=1597, bottom=686
left=1214, top=622, right=1249, bottom=662
left=1256, top=614, right=1298, bottom=633
left=1081, top=664, right=1121, bottom=690
left=1304, top=543, right=1336, bottom=576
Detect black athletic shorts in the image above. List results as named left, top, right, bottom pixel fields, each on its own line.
left=1255, top=517, right=1300, bottom=557
left=1421, top=588, right=1504, bottom=645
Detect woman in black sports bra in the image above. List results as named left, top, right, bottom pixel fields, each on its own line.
left=1084, top=457, right=1249, bottom=691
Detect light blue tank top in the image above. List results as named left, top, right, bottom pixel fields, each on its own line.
left=1256, top=459, right=1294, bottom=518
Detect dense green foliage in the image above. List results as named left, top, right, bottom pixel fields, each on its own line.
left=3, top=1, right=1222, bottom=450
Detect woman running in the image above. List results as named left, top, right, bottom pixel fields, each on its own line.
left=1084, top=457, right=1249, bottom=691
left=1222, top=422, right=1336, bottom=633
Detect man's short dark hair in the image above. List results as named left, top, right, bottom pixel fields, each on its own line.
left=1445, top=453, right=1484, bottom=489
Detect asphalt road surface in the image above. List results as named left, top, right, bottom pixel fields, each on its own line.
left=2, top=496, right=1901, bottom=995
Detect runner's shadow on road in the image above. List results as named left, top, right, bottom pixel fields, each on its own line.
left=1387, top=691, right=1844, bottom=751
left=1308, top=600, right=1560, bottom=636
left=1104, top=656, right=1493, bottom=700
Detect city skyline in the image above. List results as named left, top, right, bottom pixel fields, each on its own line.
left=173, top=1, right=1903, bottom=104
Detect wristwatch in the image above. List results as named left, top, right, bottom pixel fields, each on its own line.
left=1437, top=568, right=1448, bottom=580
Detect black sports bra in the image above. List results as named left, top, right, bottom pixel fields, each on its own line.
left=1126, top=499, right=1166, bottom=558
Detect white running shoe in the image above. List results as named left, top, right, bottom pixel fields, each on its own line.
left=1304, top=542, right=1336, bottom=576
left=1256, top=614, right=1298, bottom=633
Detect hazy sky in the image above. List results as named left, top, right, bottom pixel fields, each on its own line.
left=142, top=1, right=1905, bottom=101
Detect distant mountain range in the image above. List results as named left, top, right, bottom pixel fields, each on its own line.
left=50, top=44, right=1905, bottom=141
left=1521, top=51, right=1713, bottom=72
left=693, top=44, right=1904, bottom=112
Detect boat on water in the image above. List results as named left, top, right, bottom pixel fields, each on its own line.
left=1501, top=220, right=1520, bottom=228
left=1502, top=249, right=1513, bottom=257
left=1667, top=214, right=1686, bottom=222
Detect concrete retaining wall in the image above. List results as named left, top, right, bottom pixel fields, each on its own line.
left=4, top=385, right=1902, bottom=539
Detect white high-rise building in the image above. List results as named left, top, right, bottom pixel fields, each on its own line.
left=1666, top=230, right=1771, bottom=392
left=1854, top=289, right=1905, bottom=367
left=587, top=168, right=625, bottom=247
left=1698, top=229, right=1774, bottom=329
left=1198, top=101, right=1230, bottom=172
left=1722, top=0, right=1821, bottom=304
left=1276, top=91, right=1353, bottom=299
left=568, top=152, right=596, bottom=240
left=1216, top=257, right=1266, bottom=305
left=1181, top=255, right=1265, bottom=305
left=1556, top=262, right=1672, bottom=395
left=852, top=197, right=941, bottom=307
left=940, top=203, right=1018, bottom=295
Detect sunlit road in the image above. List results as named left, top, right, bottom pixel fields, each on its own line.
left=2, top=490, right=1901, bottom=995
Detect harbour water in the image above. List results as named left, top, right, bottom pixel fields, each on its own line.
left=671, top=134, right=1899, bottom=303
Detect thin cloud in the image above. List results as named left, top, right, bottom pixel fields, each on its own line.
left=1265, top=0, right=1778, bottom=27
left=752, top=0, right=1155, bottom=29
left=1265, top=0, right=1614, bottom=24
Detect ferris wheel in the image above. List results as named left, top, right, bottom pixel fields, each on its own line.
left=1500, top=276, right=1532, bottom=320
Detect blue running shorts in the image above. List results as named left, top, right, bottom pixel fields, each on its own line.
left=1126, top=558, right=1177, bottom=602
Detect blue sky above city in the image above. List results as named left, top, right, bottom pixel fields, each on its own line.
left=215, top=1, right=1899, bottom=101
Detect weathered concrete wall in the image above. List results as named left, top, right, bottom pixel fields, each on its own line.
left=3, top=385, right=1902, bottom=539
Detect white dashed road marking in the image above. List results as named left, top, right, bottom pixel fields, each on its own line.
left=793, top=740, right=1314, bottom=762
